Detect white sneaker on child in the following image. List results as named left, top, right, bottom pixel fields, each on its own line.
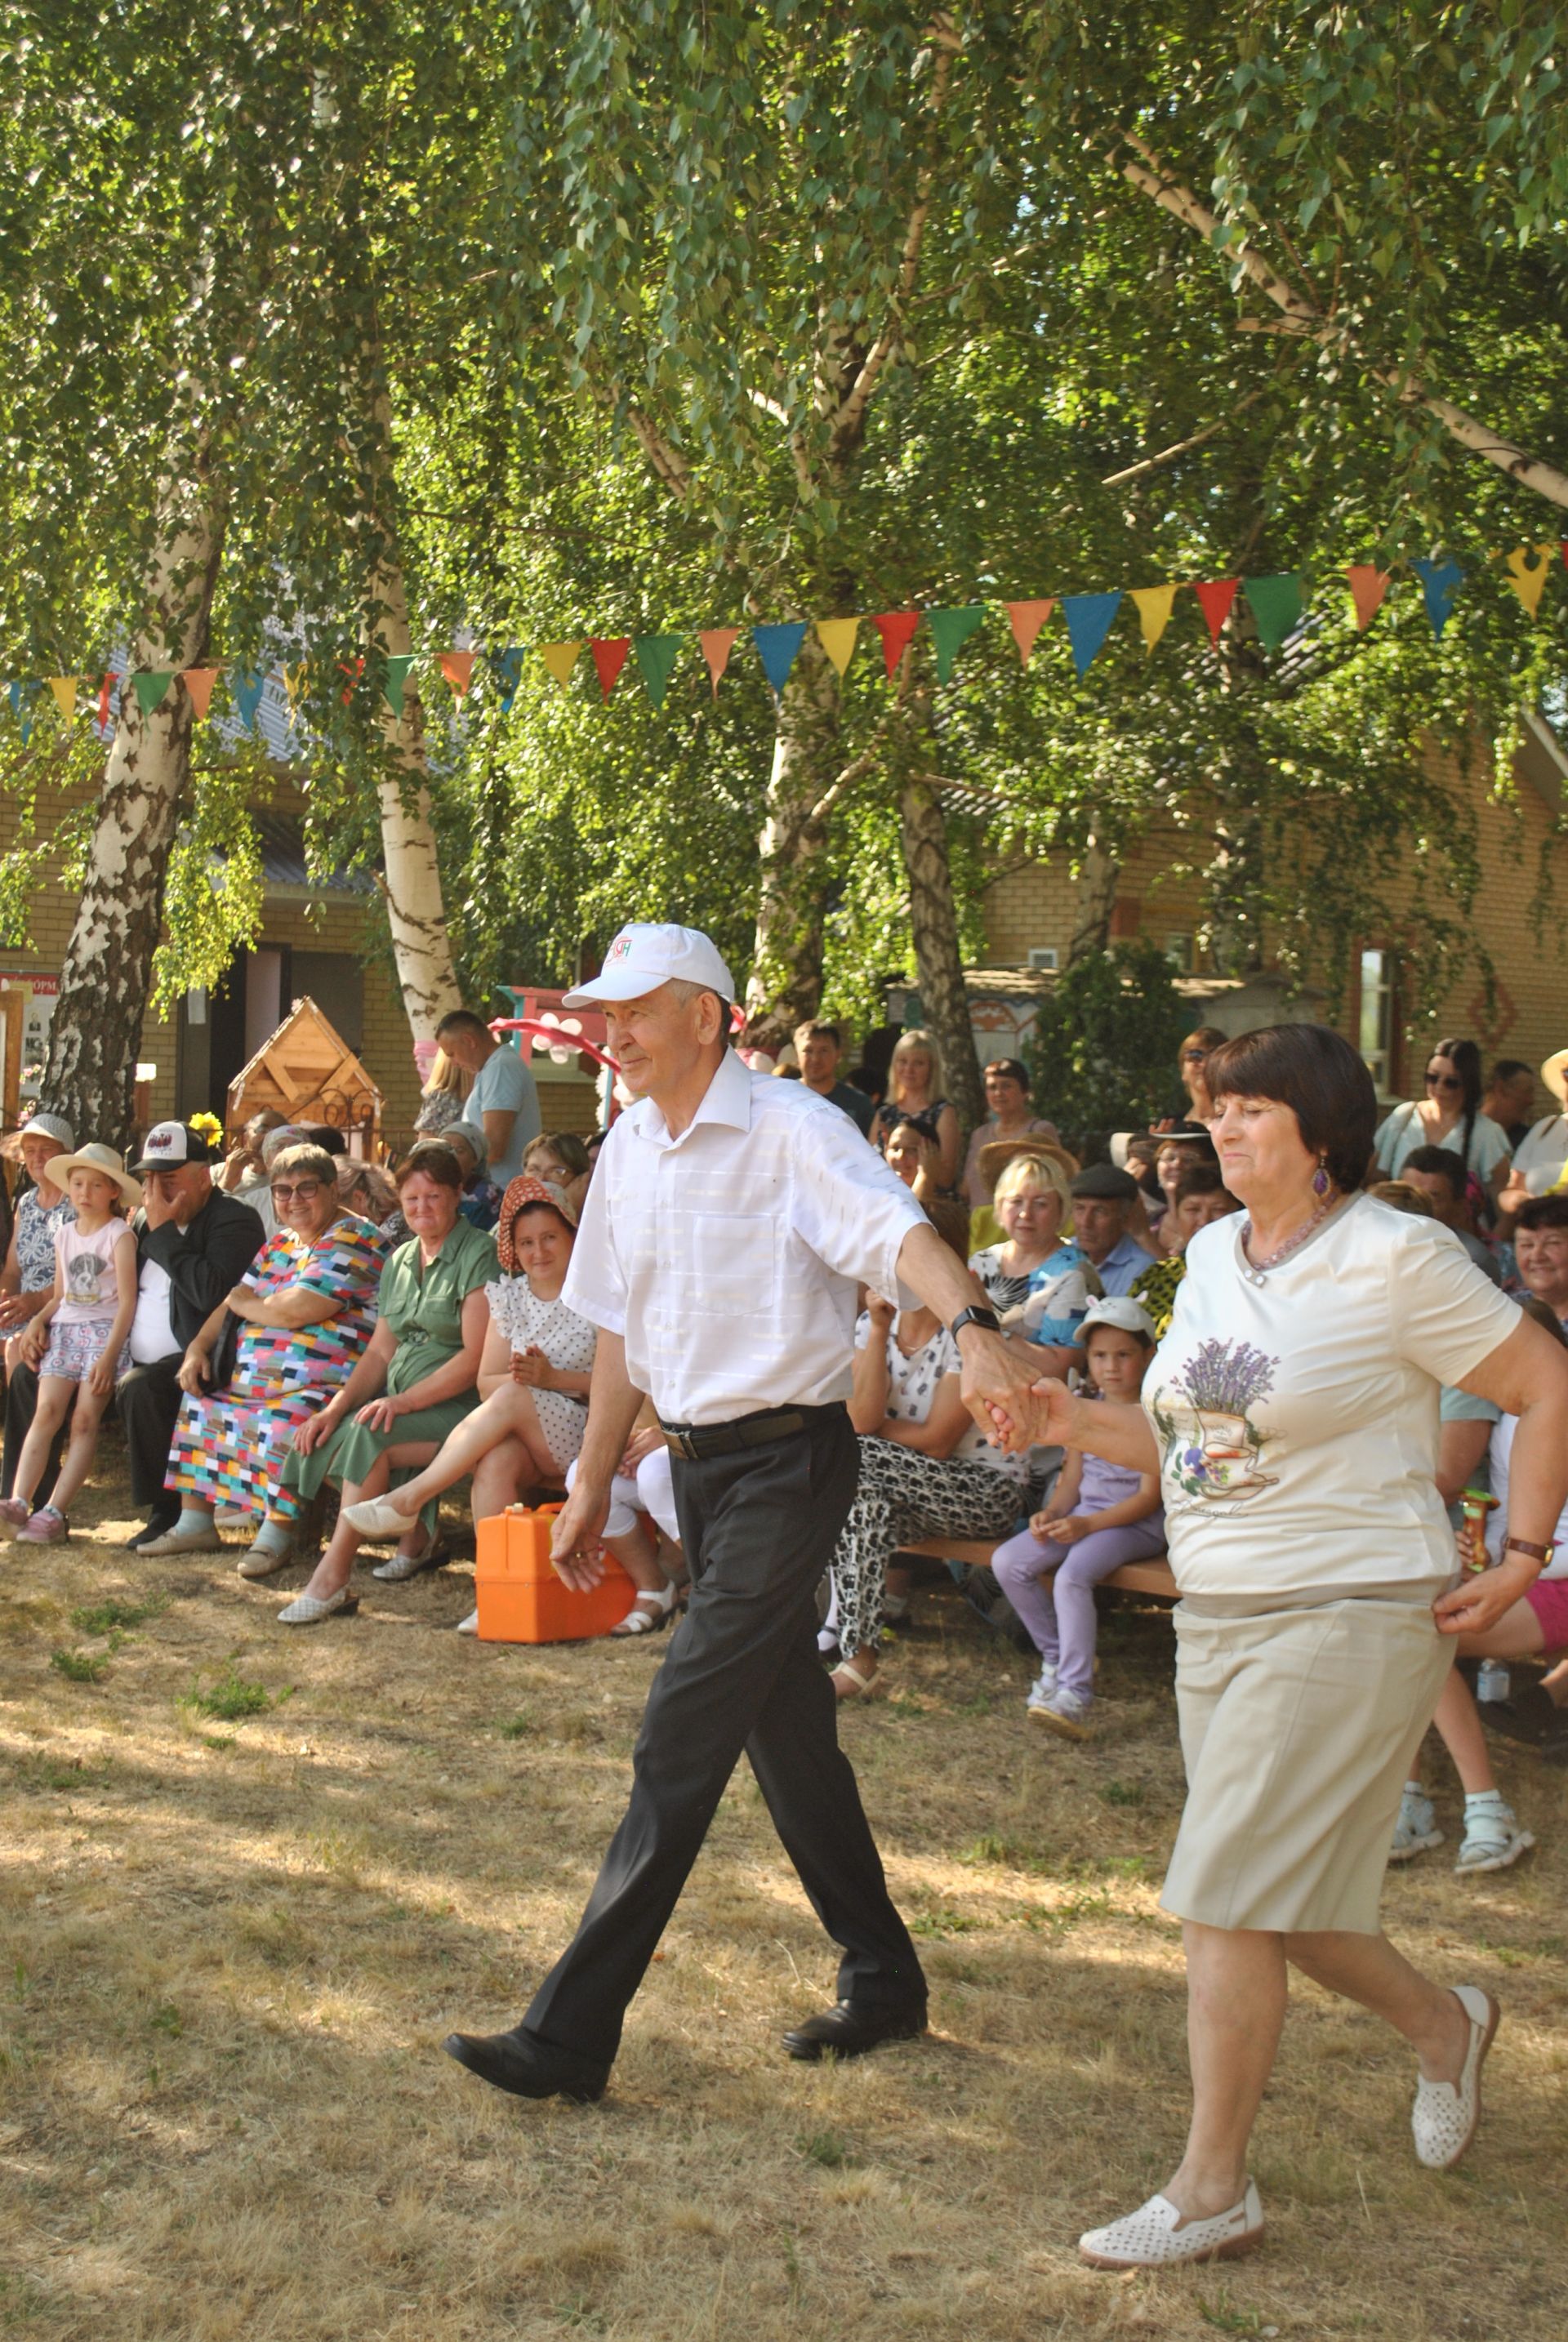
left=1030, top=1685, right=1092, bottom=1739
left=1388, top=1783, right=1444, bottom=1863
left=1024, top=1663, right=1059, bottom=1712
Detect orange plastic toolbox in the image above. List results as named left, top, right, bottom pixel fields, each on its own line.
left=474, top=1503, right=636, bottom=1643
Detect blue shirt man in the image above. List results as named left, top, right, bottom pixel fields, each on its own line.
left=1069, top=1164, right=1156, bottom=1298
left=434, top=1008, right=541, bottom=1188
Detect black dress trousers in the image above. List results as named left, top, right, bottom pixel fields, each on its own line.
left=520, top=1402, right=925, bottom=2080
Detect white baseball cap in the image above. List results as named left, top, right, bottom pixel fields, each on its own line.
left=561, top=923, right=734, bottom=1008
left=1080, top=1295, right=1159, bottom=1343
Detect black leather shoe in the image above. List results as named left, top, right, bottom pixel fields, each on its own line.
left=442, top=2027, right=607, bottom=2104
left=782, top=1998, right=928, bottom=2062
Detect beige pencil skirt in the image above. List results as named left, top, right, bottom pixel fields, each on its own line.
left=1160, top=1592, right=1455, bottom=1935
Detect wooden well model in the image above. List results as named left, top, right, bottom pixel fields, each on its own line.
left=226, top=995, right=384, bottom=1154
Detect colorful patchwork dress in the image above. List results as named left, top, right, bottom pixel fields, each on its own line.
left=164, top=1213, right=390, bottom=1516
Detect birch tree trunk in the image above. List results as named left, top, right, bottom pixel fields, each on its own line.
left=1067, top=834, right=1121, bottom=964
left=40, top=455, right=226, bottom=1153
left=742, top=632, right=840, bottom=1049
left=898, top=771, right=983, bottom=1136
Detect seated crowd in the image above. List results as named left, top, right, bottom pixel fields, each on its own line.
left=2, top=1017, right=1566, bottom=1854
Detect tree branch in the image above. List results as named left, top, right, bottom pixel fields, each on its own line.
left=1111, top=128, right=1568, bottom=514
left=1100, top=385, right=1268, bottom=486
left=627, top=402, right=691, bottom=500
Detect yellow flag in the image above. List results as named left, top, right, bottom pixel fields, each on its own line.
left=1503, top=544, right=1556, bottom=619
left=814, top=617, right=860, bottom=677
left=47, top=677, right=78, bottom=719
left=1129, top=586, right=1178, bottom=653
left=540, top=641, right=582, bottom=692
left=283, top=662, right=310, bottom=723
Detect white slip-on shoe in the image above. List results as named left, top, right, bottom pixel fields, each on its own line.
left=1080, top=2179, right=1264, bottom=2269
left=236, top=1540, right=292, bottom=1579
left=456, top=1605, right=479, bottom=1635
left=1412, top=1985, right=1499, bottom=2170
left=138, top=1521, right=225, bottom=1556
left=277, top=1587, right=359, bottom=1627
left=343, top=1494, right=413, bottom=1540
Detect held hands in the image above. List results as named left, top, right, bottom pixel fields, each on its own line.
left=510, top=1344, right=553, bottom=1389
left=549, top=1478, right=612, bottom=1592
left=1433, top=1554, right=1537, bottom=1639
left=956, top=1325, right=1051, bottom=1454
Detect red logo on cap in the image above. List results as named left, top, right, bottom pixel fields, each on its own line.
left=608, top=932, right=633, bottom=961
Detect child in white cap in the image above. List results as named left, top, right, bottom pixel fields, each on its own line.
left=1, top=1143, right=141, bottom=1543
left=990, top=1296, right=1165, bottom=1736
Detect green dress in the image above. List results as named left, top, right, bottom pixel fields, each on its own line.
left=279, top=1217, right=498, bottom=1533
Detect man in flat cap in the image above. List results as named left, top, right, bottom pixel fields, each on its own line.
left=1069, top=1163, right=1156, bottom=1298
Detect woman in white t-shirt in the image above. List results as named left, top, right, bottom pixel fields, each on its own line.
left=1022, top=1024, right=1568, bottom=2273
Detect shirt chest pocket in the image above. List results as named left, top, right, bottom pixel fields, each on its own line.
left=664, top=1210, right=778, bottom=1317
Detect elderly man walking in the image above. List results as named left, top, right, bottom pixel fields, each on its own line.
left=444, top=924, right=1039, bottom=2104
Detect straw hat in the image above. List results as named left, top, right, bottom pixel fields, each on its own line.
left=1541, top=1049, right=1568, bottom=1106
left=47, top=1141, right=143, bottom=1213
left=977, top=1134, right=1081, bottom=1194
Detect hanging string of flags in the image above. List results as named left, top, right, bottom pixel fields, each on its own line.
left=4, top=545, right=1565, bottom=744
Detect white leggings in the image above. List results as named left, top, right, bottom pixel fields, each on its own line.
left=566, top=1445, right=680, bottom=1545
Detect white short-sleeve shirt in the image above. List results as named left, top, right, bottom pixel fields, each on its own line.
left=1512, top=1112, right=1568, bottom=1193
left=563, top=1049, right=926, bottom=1425
left=1142, top=1195, right=1521, bottom=1599
left=1374, top=1100, right=1512, bottom=1182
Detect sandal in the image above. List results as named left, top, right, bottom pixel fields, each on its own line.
left=611, top=1579, right=679, bottom=1637
left=831, top=1654, right=880, bottom=1700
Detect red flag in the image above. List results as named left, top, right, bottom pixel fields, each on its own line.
left=1193, top=578, right=1240, bottom=644
left=871, top=611, right=920, bottom=679
left=97, top=672, right=118, bottom=728
left=338, top=657, right=364, bottom=705
left=697, top=628, right=740, bottom=699
left=590, top=638, right=631, bottom=699
left=1004, top=599, right=1054, bottom=664
left=181, top=667, right=220, bottom=719
left=1345, top=566, right=1390, bottom=631
left=439, top=650, right=476, bottom=697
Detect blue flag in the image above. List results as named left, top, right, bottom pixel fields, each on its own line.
left=751, top=621, right=808, bottom=695
left=490, top=646, right=526, bottom=712
left=1412, top=558, right=1463, bottom=639
left=231, top=670, right=267, bottom=732
left=1061, top=592, right=1124, bottom=677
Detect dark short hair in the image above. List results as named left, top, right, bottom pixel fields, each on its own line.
left=300, top=1122, right=348, bottom=1158
left=435, top=1008, right=493, bottom=1043
left=395, top=1140, right=466, bottom=1194
left=984, top=1057, right=1031, bottom=1090
left=793, top=1019, right=841, bottom=1048
left=1491, top=1058, right=1532, bottom=1084
left=1180, top=1026, right=1228, bottom=1057
left=1514, top=1193, right=1568, bottom=1233
left=269, top=1142, right=338, bottom=1189
left=525, top=1130, right=590, bottom=1179
left=1173, top=1162, right=1227, bottom=1204
left=1401, top=1144, right=1468, bottom=1199
left=1206, top=1023, right=1375, bottom=1195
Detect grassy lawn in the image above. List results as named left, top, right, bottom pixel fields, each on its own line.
left=2, top=1439, right=1565, bottom=2340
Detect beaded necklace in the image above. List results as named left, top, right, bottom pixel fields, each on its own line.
left=1238, top=1194, right=1344, bottom=1286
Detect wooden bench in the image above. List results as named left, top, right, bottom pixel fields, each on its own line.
left=898, top=1538, right=1178, bottom=1604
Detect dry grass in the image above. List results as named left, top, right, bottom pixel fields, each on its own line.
left=2, top=1442, right=1566, bottom=2342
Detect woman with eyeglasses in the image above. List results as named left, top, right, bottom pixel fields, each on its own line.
left=1373, top=1036, right=1512, bottom=1202
left=163, top=1143, right=392, bottom=1574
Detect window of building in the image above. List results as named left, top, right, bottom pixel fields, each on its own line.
left=1358, top=947, right=1397, bottom=1093
left=1162, top=932, right=1195, bottom=973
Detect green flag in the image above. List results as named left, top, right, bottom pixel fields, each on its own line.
left=131, top=670, right=176, bottom=715
left=633, top=633, right=683, bottom=708
left=1242, top=573, right=1303, bottom=652
left=926, top=604, right=986, bottom=684
left=382, top=652, right=416, bottom=719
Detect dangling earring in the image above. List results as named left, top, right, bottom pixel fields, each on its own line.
left=1312, top=1158, right=1330, bottom=1199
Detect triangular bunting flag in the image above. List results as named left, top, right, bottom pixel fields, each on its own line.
left=230, top=670, right=266, bottom=732
left=926, top=606, right=986, bottom=683
left=1242, top=572, right=1303, bottom=652
left=337, top=657, right=364, bottom=705
left=1503, top=545, right=1556, bottom=619
left=698, top=628, right=740, bottom=698
left=1061, top=591, right=1124, bottom=677
left=1346, top=565, right=1390, bottom=630
left=871, top=611, right=920, bottom=679
left=540, top=642, right=583, bottom=693
left=752, top=622, right=808, bottom=695
left=439, top=650, right=477, bottom=697
left=131, top=670, right=176, bottom=717
left=814, top=617, right=860, bottom=677
left=7, top=679, right=42, bottom=743
left=489, top=646, right=525, bottom=711
left=1412, top=557, right=1463, bottom=639
left=47, top=677, right=79, bottom=720
left=181, top=667, right=220, bottom=720
left=1193, top=578, right=1241, bottom=644
left=1004, top=599, right=1054, bottom=664
left=589, top=638, right=631, bottom=699
left=632, top=634, right=682, bottom=708
left=382, top=653, right=416, bottom=719
left=97, top=672, right=119, bottom=728
left=283, top=664, right=310, bottom=723
left=1128, top=586, right=1178, bottom=654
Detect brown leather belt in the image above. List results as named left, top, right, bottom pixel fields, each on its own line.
left=659, top=1408, right=807, bottom=1463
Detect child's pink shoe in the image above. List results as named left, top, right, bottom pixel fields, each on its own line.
left=17, top=1506, right=68, bottom=1543
left=0, top=1495, right=31, bottom=1530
